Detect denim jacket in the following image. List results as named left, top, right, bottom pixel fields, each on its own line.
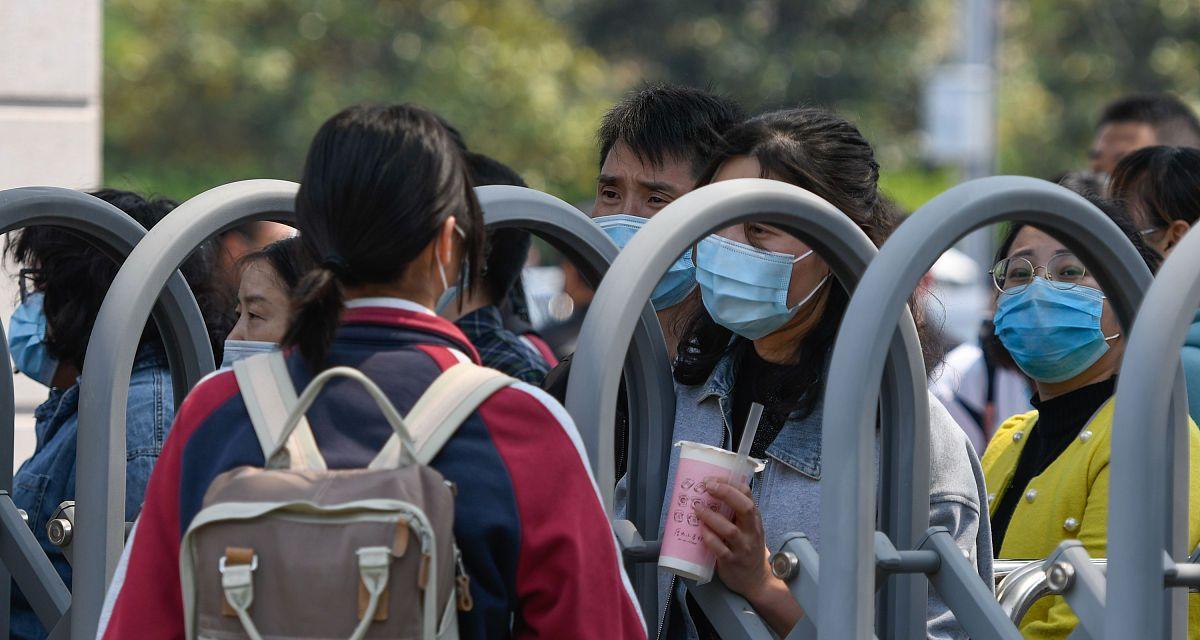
left=10, top=345, right=173, bottom=639
left=619, top=352, right=993, bottom=640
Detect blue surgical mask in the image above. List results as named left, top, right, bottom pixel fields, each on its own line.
left=220, top=340, right=278, bottom=368
left=8, top=292, right=60, bottom=387
left=595, top=214, right=698, bottom=310
left=993, top=278, right=1118, bottom=383
left=695, top=235, right=830, bottom=340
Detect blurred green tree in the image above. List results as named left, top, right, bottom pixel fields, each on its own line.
left=104, top=0, right=1200, bottom=211
left=104, top=0, right=625, bottom=202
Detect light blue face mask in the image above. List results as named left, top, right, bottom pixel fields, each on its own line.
left=220, top=340, right=278, bottom=368
left=594, top=214, right=698, bottom=310
left=993, top=278, right=1118, bottom=383
left=8, top=292, right=60, bottom=387
left=695, top=234, right=830, bottom=340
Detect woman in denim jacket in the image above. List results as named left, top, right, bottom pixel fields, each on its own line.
left=624, top=109, right=992, bottom=639
left=5, top=189, right=231, bottom=639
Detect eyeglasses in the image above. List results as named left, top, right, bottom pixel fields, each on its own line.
left=989, top=254, right=1089, bottom=295
left=17, top=268, right=41, bottom=304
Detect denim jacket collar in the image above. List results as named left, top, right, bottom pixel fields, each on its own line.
left=694, top=350, right=824, bottom=480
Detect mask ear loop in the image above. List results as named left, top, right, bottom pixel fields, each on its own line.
left=1097, top=294, right=1120, bottom=342
left=786, top=248, right=832, bottom=312
left=436, top=224, right=469, bottom=295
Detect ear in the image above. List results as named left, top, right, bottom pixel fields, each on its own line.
left=1165, top=219, right=1191, bottom=253
left=436, top=215, right=458, bottom=268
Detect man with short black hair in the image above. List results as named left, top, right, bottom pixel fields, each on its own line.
left=1089, top=93, right=1200, bottom=174
left=543, top=83, right=745, bottom=475
left=590, top=83, right=746, bottom=343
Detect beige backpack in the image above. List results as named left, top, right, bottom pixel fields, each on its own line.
left=180, top=351, right=514, bottom=640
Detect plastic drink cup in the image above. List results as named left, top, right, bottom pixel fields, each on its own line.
left=658, top=441, right=761, bottom=583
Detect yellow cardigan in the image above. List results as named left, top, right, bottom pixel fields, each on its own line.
left=981, top=398, right=1200, bottom=639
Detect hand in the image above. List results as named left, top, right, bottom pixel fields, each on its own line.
left=694, top=477, right=772, bottom=601
left=695, top=478, right=804, bottom=635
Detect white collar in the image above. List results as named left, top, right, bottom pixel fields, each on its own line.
left=343, top=297, right=435, bottom=316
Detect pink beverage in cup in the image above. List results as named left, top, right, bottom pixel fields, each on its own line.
left=659, top=441, right=762, bottom=583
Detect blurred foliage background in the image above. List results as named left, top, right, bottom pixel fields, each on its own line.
left=103, top=0, right=1200, bottom=211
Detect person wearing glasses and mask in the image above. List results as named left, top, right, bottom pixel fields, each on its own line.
left=4, top=189, right=231, bottom=640
left=1109, top=146, right=1200, bottom=424
left=981, top=195, right=1200, bottom=639
left=632, top=108, right=989, bottom=640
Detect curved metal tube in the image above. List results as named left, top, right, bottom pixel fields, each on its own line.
left=568, top=178, right=926, bottom=628
left=73, top=180, right=297, bottom=637
left=1107, top=218, right=1200, bottom=637
left=474, top=185, right=673, bottom=626
left=474, top=186, right=672, bottom=540
left=0, top=187, right=213, bottom=636
left=995, top=559, right=1110, bottom=625
left=819, top=176, right=1156, bottom=639
left=995, top=561, right=1052, bottom=625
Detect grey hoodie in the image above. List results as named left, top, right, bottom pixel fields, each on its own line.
left=617, top=352, right=993, bottom=639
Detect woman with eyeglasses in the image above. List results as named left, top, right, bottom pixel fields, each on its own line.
left=980, top=194, right=1200, bottom=639
left=1109, top=145, right=1200, bottom=424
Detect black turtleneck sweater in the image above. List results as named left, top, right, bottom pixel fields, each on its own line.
left=990, top=377, right=1115, bottom=555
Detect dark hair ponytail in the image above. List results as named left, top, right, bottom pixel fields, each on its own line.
left=285, top=104, right=485, bottom=368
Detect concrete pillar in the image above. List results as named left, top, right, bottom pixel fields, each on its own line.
left=0, top=1, right=102, bottom=191
left=0, top=1, right=103, bottom=467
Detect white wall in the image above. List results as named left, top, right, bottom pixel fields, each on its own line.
left=0, top=1, right=102, bottom=190
left=0, top=1, right=104, bottom=467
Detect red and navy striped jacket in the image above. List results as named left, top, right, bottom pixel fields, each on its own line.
left=99, top=299, right=646, bottom=639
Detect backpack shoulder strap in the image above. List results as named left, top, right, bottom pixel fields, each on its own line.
left=369, top=363, right=515, bottom=469
left=233, top=352, right=327, bottom=470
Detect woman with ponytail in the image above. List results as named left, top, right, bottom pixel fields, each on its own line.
left=100, top=105, right=646, bottom=639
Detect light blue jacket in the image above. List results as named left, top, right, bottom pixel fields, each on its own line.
left=619, top=352, right=993, bottom=639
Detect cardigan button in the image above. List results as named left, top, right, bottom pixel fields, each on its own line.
left=1013, top=431, right=1024, bottom=442
left=1063, top=517, right=1080, bottom=532
left=1079, top=430, right=1093, bottom=442
left=987, top=493, right=996, bottom=504
left=1025, top=488, right=1038, bottom=503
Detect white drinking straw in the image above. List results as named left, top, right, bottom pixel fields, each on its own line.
left=737, top=402, right=764, bottom=463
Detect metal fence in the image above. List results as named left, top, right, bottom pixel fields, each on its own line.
left=0, top=176, right=1193, bottom=638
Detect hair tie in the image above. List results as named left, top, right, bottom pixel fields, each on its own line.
left=321, top=254, right=351, bottom=277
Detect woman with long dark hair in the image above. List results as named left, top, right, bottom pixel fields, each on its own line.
left=101, top=105, right=645, bottom=639
left=635, top=108, right=990, bottom=639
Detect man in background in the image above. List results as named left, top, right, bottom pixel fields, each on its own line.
left=542, top=83, right=745, bottom=476
left=1089, top=93, right=1200, bottom=174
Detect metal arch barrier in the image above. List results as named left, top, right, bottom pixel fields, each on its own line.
left=1106, top=216, right=1200, bottom=637
left=820, top=175, right=1159, bottom=640
left=73, top=180, right=298, bottom=637
left=567, top=177, right=929, bottom=638
left=0, top=187, right=214, bottom=638
left=474, top=185, right=675, bottom=626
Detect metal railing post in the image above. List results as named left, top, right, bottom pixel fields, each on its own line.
left=821, top=176, right=1155, bottom=639
left=1105, top=219, right=1200, bottom=638
left=0, top=186, right=213, bottom=637
left=73, top=180, right=297, bottom=637
left=474, top=185, right=673, bottom=624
